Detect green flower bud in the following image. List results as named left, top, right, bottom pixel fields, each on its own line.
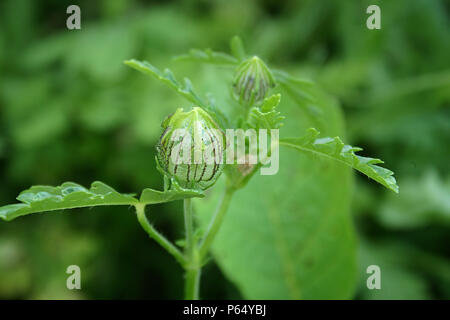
left=233, top=56, right=276, bottom=106
left=156, top=107, right=224, bottom=190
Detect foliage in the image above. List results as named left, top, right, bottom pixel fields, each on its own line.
left=280, top=128, right=398, bottom=193
left=0, top=0, right=448, bottom=300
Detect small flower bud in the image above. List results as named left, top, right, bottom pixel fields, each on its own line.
left=156, top=107, right=224, bottom=190
left=233, top=56, right=276, bottom=106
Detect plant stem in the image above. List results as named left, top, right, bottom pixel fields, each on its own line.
left=183, top=198, right=201, bottom=299
left=135, top=204, right=186, bottom=266
left=184, top=198, right=194, bottom=258
left=199, top=184, right=235, bottom=260
left=184, top=263, right=201, bottom=300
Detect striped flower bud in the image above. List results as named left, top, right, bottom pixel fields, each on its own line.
left=156, top=107, right=224, bottom=190
left=233, top=56, right=276, bottom=106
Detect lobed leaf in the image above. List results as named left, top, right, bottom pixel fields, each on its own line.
left=280, top=128, right=399, bottom=193
left=173, top=36, right=246, bottom=65
left=274, top=69, right=337, bottom=132
left=196, top=148, right=357, bottom=299
left=124, top=59, right=207, bottom=107
left=273, top=69, right=316, bottom=102
left=140, top=185, right=204, bottom=204
left=248, top=94, right=285, bottom=130
left=124, top=59, right=229, bottom=129
left=0, top=181, right=139, bottom=221
left=0, top=181, right=205, bottom=222
left=196, top=68, right=358, bottom=299
left=273, top=69, right=315, bottom=87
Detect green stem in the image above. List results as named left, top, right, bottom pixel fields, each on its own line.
left=183, top=198, right=201, bottom=299
left=184, top=264, right=201, bottom=300
left=199, top=184, right=235, bottom=260
left=184, top=198, right=194, bottom=258
left=135, top=204, right=186, bottom=266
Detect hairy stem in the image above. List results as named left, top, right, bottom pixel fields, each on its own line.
left=183, top=198, right=201, bottom=299
left=184, top=264, right=201, bottom=300
left=135, top=204, right=186, bottom=266
left=184, top=198, right=194, bottom=259
left=199, top=184, right=235, bottom=260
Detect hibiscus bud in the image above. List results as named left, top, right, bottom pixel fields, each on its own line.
left=233, top=56, right=276, bottom=106
left=156, top=107, right=224, bottom=190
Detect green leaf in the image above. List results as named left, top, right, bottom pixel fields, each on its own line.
left=173, top=48, right=238, bottom=65
left=0, top=182, right=139, bottom=222
left=273, top=69, right=315, bottom=102
left=196, top=147, right=357, bottom=299
left=195, top=54, right=358, bottom=298
left=248, top=94, right=285, bottom=130
left=280, top=128, right=399, bottom=193
left=140, top=185, right=204, bottom=204
left=124, top=59, right=207, bottom=107
left=172, top=36, right=245, bottom=65
left=0, top=180, right=205, bottom=222
left=124, top=59, right=229, bottom=129
left=274, top=69, right=335, bottom=132
left=273, top=69, right=315, bottom=88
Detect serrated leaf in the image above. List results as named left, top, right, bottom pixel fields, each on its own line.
left=124, top=59, right=207, bottom=107
left=196, top=79, right=358, bottom=299
left=140, top=186, right=204, bottom=204
left=273, top=69, right=315, bottom=88
left=248, top=94, right=285, bottom=130
left=273, top=69, right=336, bottom=132
left=280, top=128, right=399, bottom=193
left=0, top=181, right=139, bottom=221
left=196, top=148, right=357, bottom=299
left=124, top=59, right=229, bottom=129
left=174, top=48, right=239, bottom=65
left=0, top=180, right=205, bottom=222
left=273, top=68, right=315, bottom=104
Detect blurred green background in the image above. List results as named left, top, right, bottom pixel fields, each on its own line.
left=0, top=0, right=449, bottom=299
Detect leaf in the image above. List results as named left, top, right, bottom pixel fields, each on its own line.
left=196, top=90, right=357, bottom=299
left=124, top=59, right=229, bottom=129
left=273, top=69, right=315, bottom=102
left=173, top=48, right=239, bottom=65
left=196, top=146, right=357, bottom=299
left=274, top=69, right=335, bottom=132
left=140, top=185, right=204, bottom=204
left=248, top=94, right=285, bottom=130
left=273, top=69, right=315, bottom=88
left=0, top=182, right=139, bottom=222
left=0, top=180, right=205, bottom=222
left=172, top=35, right=245, bottom=65
left=280, top=128, right=399, bottom=193
left=124, top=59, right=207, bottom=107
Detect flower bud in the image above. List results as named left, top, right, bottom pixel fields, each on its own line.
left=233, top=56, right=276, bottom=106
left=156, top=107, right=224, bottom=190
